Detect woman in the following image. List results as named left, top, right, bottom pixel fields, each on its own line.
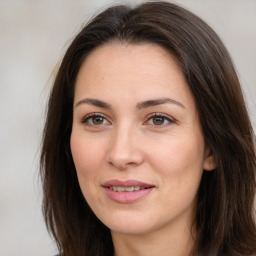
left=40, top=1, right=256, bottom=256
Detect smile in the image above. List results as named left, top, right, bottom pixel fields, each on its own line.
left=102, top=180, right=155, bottom=203
left=109, top=186, right=145, bottom=192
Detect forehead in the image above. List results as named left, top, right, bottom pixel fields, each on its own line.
left=74, top=42, right=193, bottom=107
left=77, top=42, right=180, bottom=77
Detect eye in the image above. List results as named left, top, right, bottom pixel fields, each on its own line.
left=81, top=113, right=110, bottom=126
left=146, top=113, right=174, bottom=127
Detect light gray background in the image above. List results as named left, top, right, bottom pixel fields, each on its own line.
left=0, top=0, right=255, bottom=255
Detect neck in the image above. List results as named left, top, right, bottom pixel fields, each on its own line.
left=111, top=219, right=196, bottom=256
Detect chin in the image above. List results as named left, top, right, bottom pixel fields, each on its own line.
left=99, top=212, right=162, bottom=236
left=110, top=224, right=154, bottom=236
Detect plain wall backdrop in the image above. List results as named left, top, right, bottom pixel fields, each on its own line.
left=0, top=0, right=255, bottom=255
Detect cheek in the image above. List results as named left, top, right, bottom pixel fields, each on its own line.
left=70, top=136, right=109, bottom=216
left=151, top=135, right=204, bottom=168
left=70, top=132, right=106, bottom=175
left=148, top=134, right=205, bottom=190
left=70, top=132, right=107, bottom=204
left=149, top=138, right=204, bottom=218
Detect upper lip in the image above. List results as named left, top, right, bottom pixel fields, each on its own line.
left=102, top=179, right=154, bottom=188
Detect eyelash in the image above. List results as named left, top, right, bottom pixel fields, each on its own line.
left=145, top=113, right=175, bottom=127
left=81, top=112, right=175, bottom=127
left=81, top=112, right=109, bottom=126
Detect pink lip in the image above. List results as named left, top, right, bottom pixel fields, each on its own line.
left=102, top=179, right=155, bottom=204
left=102, top=179, right=154, bottom=188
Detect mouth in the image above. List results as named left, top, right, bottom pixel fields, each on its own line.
left=108, top=186, right=147, bottom=192
left=102, top=179, right=154, bottom=188
left=102, top=179, right=155, bottom=204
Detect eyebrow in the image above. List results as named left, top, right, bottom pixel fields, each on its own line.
left=75, top=97, right=185, bottom=109
left=136, top=98, right=185, bottom=109
left=75, top=98, right=111, bottom=109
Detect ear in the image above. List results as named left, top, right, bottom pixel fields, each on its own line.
left=203, top=146, right=217, bottom=171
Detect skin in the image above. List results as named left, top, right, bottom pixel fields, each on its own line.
left=70, top=43, right=216, bottom=256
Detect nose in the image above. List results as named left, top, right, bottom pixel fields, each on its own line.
left=106, top=124, right=144, bottom=169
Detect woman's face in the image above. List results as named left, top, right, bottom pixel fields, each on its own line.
left=71, top=43, right=214, bottom=236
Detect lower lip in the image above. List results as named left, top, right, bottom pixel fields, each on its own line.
left=103, top=187, right=154, bottom=204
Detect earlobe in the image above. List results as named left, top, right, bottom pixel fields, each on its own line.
left=203, top=147, right=217, bottom=171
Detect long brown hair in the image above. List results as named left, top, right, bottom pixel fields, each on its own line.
left=40, top=2, right=256, bottom=255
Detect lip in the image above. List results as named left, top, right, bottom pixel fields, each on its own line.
left=102, top=179, right=155, bottom=204
left=102, top=179, right=154, bottom=188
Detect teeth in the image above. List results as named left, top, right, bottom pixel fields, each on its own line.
left=109, top=186, right=145, bottom=192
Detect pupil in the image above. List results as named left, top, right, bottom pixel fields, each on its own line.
left=93, top=116, right=103, bottom=124
left=153, top=116, right=164, bottom=125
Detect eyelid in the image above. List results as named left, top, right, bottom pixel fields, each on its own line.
left=81, top=112, right=111, bottom=125
left=144, top=112, right=175, bottom=126
left=80, top=112, right=175, bottom=127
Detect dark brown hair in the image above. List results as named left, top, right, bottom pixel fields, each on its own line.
left=40, top=1, right=256, bottom=255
